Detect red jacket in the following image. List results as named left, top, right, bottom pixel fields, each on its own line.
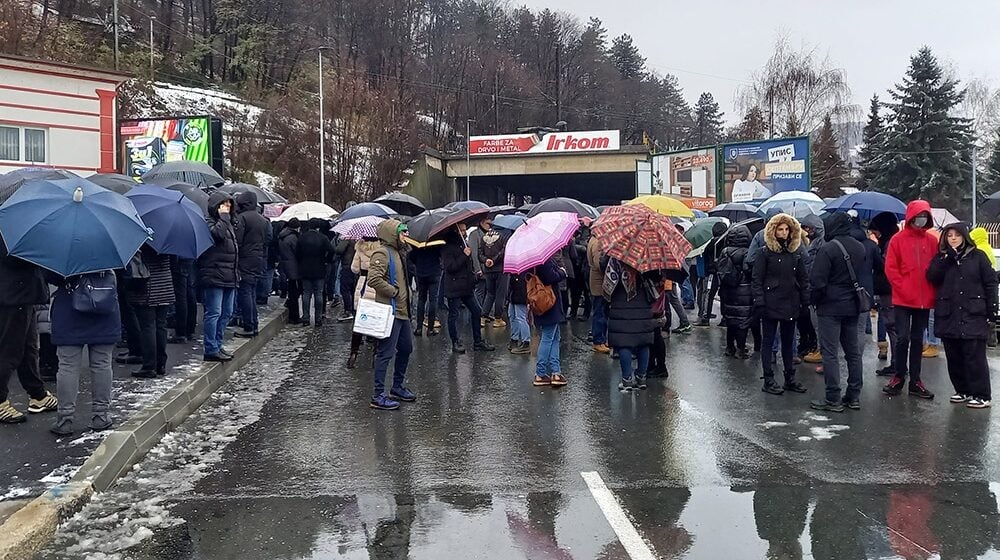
left=885, top=200, right=937, bottom=309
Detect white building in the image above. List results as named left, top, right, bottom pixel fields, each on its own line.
left=0, top=54, right=129, bottom=175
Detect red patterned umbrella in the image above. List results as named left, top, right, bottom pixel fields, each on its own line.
left=592, top=204, right=692, bottom=273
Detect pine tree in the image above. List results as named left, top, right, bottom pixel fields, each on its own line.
left=982, top=128, right=1000, bottom=195
left=609, top=34, right=645, bottom=80
left=812, top=115, right=849, bottom=198
left=867, top=47, right=975, bottom=210
left=734, top=107, right=767, bottom=141
left=690, top=92, right=724, bottom=146
left=858, top=94, right=883, bottom=190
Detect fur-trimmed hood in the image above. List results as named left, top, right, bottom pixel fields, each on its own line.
left=763, top=213, right=802, bottom=253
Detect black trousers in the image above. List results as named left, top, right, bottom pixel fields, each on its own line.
left=797, top=308, right=818, bottom=355
left=286, top=279, right=302, bottom=323
left=172, top=264, right=197, bottom=338
left=340, top=269, right=357, bottom=314
left=761, top=317, right=797, bottom=382
left=942, top=337, right=991, bottom=400
left=726, top=327, right=748, bottom=351
left=0, top=306, right=46, bottom=402
left=893, top=306, right=930, bottom=383
left=136, top=305, right=168, bottom=373
left=569, top=276, right=591, bottom=318
left=651, top=326, right=666, bottom=369
left=117, top=278, right=142, bottom=356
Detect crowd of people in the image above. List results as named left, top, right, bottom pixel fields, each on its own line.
left=2, top=195, right=997, bottom=428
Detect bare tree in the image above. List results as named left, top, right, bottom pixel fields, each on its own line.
left=958, top=77, right=1000, bottom=145
left=738, top=34, right=857, bottom=137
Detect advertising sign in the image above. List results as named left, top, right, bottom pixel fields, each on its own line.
left=651, top=147, right=717, bottom=210
left=119, top=116, right=213, bottom=179
left=721, top=137, right=810, bottom=203
left=469, top=130, right=620, bottom=156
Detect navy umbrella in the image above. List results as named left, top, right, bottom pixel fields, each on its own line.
left=87, top=173, right=138, bottom=195
left=145, top=179, right=210, bottom=216
left=0, top=168, right=78, bottom=204
left=142, top=161, right=224, bottom=189
left=125, top=185, right=213, bottom=259
left=0, top=177, right=149, bottom=276
left=823, top=191, right=906, bottom=220
left=493, top=214, right=527, bottom=231
left=375, top=192, right=426, bottom=216
left=708, top=202, right=762, bottom=223
left=336, top=202, right=394, bottom=222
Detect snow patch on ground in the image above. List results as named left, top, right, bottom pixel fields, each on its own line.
left=40, top=331, right=307, bottom=560
left=808, top=425, right=850, bottom=441
left=0, top=487, right=31, bottom=502
left=804, top=413, right=831, bottom=422
left=39, top=464, right=81, bottom=486
left=757, top=421, right=790, bottom=429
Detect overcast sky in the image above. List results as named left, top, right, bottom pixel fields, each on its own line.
left=517, top=0, right=1000, bottom=124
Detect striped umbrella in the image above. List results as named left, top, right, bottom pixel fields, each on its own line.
left=333, top=215, right=385, bottom=240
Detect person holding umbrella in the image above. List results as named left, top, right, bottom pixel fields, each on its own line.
left=441, top=224, right=495, bottom=354
left=605, top=258, right=658, bottom=391
left=530, top=255, right=568, bottom=387
left=198, top=192, right=239, bottom=362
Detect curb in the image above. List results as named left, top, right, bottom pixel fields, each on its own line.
left=0, top=307, right=287, bottom=560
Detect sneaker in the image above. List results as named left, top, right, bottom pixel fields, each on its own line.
left=783, top=380, right=807, bottom=393
left=203, top=353, right=232, bottom=362
left=89, top=416, right=113, bottom=431
left=346, top=352, right=358, bottom=369
left=512, top=341, right=531, bottom=355
left=967, top=398, right=992, bottom=409
left=694, top=318, right=711, bottom=327
left=370, top=395, right=400, bottom=410
left=337, top=313, right=354, bottom=323
left=810, top=399, right=845, bottom=413
left=492, top=319, right=507, bottom=328
left=792, top=356, right=803, bottom=365
left=131, top=369, right=157, bottom=379
left=0, top=400, right=26, bottom=424
left=413, top=328, right=423, bottom=337
left=167, top=336, right=189, bottom=344
left=233, top=330, right=257, bottom=339
left=875, top=366, right=897, bottom=377
left=480, top=317, right=491, bottom=327
left=842, top=398, right=861, bottom=410
left=922, top=344, right=940, bottom=358
left=427, top=328, right=440, bottom=337
left=49, top=419, right=73, bottom=436
left=390, top=387, right=417, bottom=403
left=593, top=344, right=611, bottom=354
left=950, top=394, right=970, bottom=403
left=452, top=342, right=467, bottom=354
left=737, top=349, right=751, bottom=360
left=647, top=365, right=669, bottom=378
left=115, top=355, right=143, bottom=365
left=762, top=380, right=784, bottom=395
left=724, top=347, right=736, bottom=357
left=220, top=349, right=234, bottom=360
left=671, top=324, right=692, bottom=334
left=803, top=351, right=823, bottom=364
left=909, top=381, right=935, bottom=400
left=550, top=373, right=568, bottom=387
left=636, top=375, right=648, bottom=390
left=883, top=376, right=905, bottom=395
left=533, top=375, right=551, bottom=386
left=28, top=392, right=58, bottom=414
left=619, top=376, right=636, bottom=391
left=473, top=341, right=496, bottom=352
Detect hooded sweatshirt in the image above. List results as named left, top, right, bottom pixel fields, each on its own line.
left=885, top=200, right=937, bottom=309
left=800, top=213, right=826, bottom=273
left=367, top=218, right=410, bottom=320
left=970, top=226, right=997, bottom=269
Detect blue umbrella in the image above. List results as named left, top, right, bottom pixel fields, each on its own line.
left=125, top=185, right=212, bottom=259
left=823, top=191, right=906, bottom=220
left=0, top=178, right=150, bottom=276
left=336, top=202, right=394, bottom=222
left=493, top=214, right=527, bottom=231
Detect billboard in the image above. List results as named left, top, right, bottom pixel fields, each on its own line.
left=119, top=116, right=220, bottom=179
left=720, top=137, right=810, bottom=203
left=469, top=130, right=620, bottom=156
left=650, top=147, right=717, bottom=210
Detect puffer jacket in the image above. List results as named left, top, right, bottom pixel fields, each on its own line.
left=296, top=221, right=333, bottom=280
left=800, top=213, right=826, bottom=274
left=607, top=263, right=657, bottom=348
left=366, top=219, right=411, bottom=320
left=127, top=246, right=175, bottom=307
left=751, top=213, right=808, bottom=321
left=197, top=191, right=239, bottom=289
left=810, top=213, right=866, bottom=317
left=718, top=225, right=754, bottom=329
left=970, top=227, right=997, bottom=269
left=277, top=226, right=301, bottom=281
left=440, top=230, right=477, bottom=298
left=234, top=191, right=270, bottom=280
left=352, top=240, right=381, bottom=303
left=926, top=223, right=999, bottom=339
left=885, top=200, right=937, bottom=309
left=0, top=238, right=49, bottom=307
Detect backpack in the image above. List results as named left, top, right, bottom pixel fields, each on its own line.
left=527, top=273, right=556, bottom=315
left=716, top=249, right=745, bottom=288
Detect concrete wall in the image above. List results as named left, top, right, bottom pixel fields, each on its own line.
left=403, top=152, right=457, bottom=208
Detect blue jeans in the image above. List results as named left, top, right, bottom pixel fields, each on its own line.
left=535, top=324, right=561, bottom=377
left=374, top=318, right=413, bottom=399
left=508, top=303, right=530, bottom=343
left=681, top=278, right=694, bottom=306
left=256, top=268, right=274, bottom=302
left=301, top=278, right=324, bottom=323
left=617, top=346, right=650, bottom=380
left=925, top=310, right=941, bottom=345
left=203, top=287, right=235, bottom=356
left=447, top=294, right=483, bottom=345
left=591, top=296, right=608, bottom=345
left=237, top=278, right=258, bottom=332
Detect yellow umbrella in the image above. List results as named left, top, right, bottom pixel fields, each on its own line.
left=626, top=195, right=695, bottom=218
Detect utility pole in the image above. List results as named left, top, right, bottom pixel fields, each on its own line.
left=554, top=43, right=562, bottom=122
left=493, top=71, right=500, bottom=133
left=112, top=0, right=120, bottom=71
left=972, top=145, right=978, bottom=225
left=466, top=119, right=474, bottom=201
left=149, top=15, right=156, bottom=80
left=318, top=48, right=326, bottom=205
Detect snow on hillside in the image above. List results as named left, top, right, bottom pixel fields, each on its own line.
left=153, top=82, right=263, bottom=129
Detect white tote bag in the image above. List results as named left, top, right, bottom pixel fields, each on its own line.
left=353, top=298, right=394, bottom=339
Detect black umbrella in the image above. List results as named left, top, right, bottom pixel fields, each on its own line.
left=446, top=200, right=490, bottom=212
left=142, top=161, right=224, bottom=189
left=145, top=180, right=210, bottom=216
left=374, top=192, right=426, bottom=216
left=980, top=192, right=1000, bottom=221
left=87, top=173, right=138, bottom=195
left=707, top=202, right=762, bottom=223
left=0, top=168, right=78, bottom=204
left=527, top=197, right=599, bottom=219
left=218, top=183, right=286, bottom=204
left=407, top=207, right=487, bottom=242
left=336, top=202, right=394, bottom=222
left=717, top=216, right=765, bottom=249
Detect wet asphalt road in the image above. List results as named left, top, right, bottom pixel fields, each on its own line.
left=35, top=310, right=1000, bottom=559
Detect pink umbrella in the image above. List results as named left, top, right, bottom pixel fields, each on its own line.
left=332, top=215, right=385, bottom=240
left=503, top=211, right=580, bottom=274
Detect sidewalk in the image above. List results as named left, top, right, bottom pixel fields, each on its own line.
left=0, top=301, right=283, bottom=522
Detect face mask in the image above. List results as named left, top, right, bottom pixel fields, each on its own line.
left=912, top=216, right=929, bottom=228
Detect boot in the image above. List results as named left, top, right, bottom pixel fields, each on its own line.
left=783, top=374, right=807, bottom=393
left=762, top=378, right=784, bottom=395
left=877, top=341, right=888, bottom=360
left=922, top=344, right=940, bottom=358
left=346, top=351, right=358, bottom=369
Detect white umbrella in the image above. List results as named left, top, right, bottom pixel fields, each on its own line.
left=757, top=191, right=826, bottom=217
left=273, top=201, right=338, bottom=221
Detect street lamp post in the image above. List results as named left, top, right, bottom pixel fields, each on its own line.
left=149, top=15, right=156, bottom=80
left=466, top=119, right=474, bottom=201
left=112, top=0, right=120, bottom=70
left=972, top=145, right=978, bottom=226
left=318, top=48, right=326, bottom=205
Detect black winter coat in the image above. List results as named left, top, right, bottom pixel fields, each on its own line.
left=296, top=229, right=333, bottom=280
left=752, top=249, right=808, bottom=321
left=718, top=225, right=754, bottom=329
left=508, top=272, right=528, bottom=305
left=926, top=227, right=999, bottom=339
left=0, top=238, right=49, bottom=307
left=440, top=232, right=477, bottom=298
left=197, top=192, right=239, bottom=289
left=277, top=228, right=300, bottom=280
left=810, top=213, right=866, bottom=317
left=409, top=245, right=442, bottom=278
left=127, top=247, right=175, bottom=307
left=607, top=268, right=656, bottom=349
left=234, top=192, right=270, bottom=280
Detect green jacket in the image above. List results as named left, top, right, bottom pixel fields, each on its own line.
left=367, top=218, right=410, bottom=320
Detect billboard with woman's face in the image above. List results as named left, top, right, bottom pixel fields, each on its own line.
left=721, top=137, right=810, bottom=203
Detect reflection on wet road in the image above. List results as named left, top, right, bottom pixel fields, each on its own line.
left=35, top=319, right=1000, bottom=559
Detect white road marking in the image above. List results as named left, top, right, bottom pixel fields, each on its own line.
left=580, top=471, right=657, bottom=560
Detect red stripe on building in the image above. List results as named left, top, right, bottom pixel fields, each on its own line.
left=0, top=64, right=123, bottom=84
left=96, top=90, right=116, bottom=173
left=0, top=84, right=98, bottom=101
left=0, top=119, right=99, bottom=133
left=0, top=101, right=99, bottom=117
left=0, top=162, right=98, bottom=172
